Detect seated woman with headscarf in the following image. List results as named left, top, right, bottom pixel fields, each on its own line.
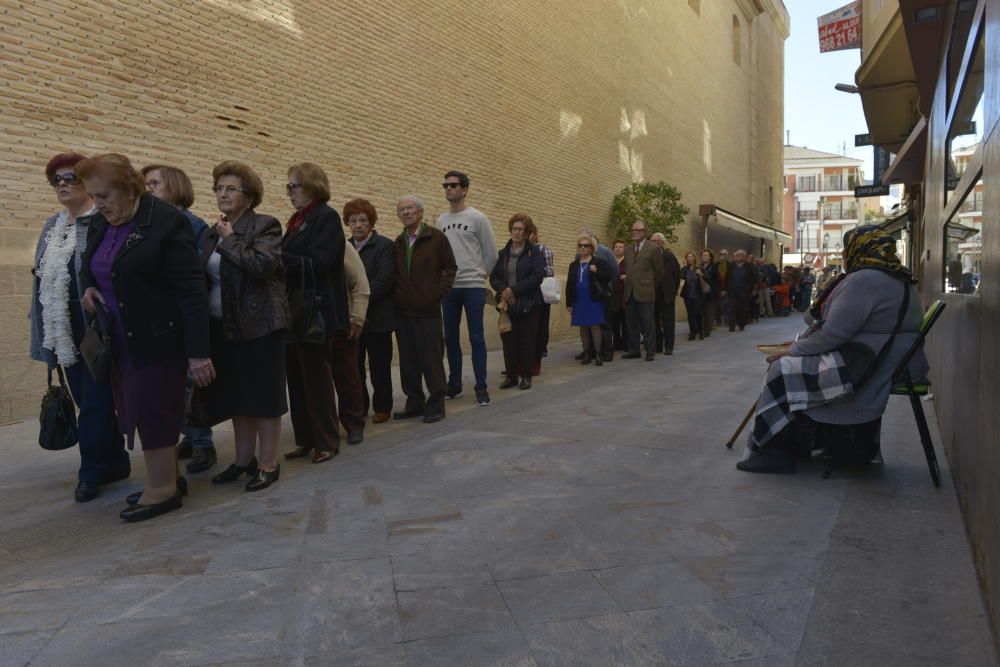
left=737, top=226, right=928, bottom=474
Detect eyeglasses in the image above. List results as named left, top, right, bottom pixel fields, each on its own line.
left=213, top=185, right=244, bottom=195
left=50, top=173, right=80, bottom=187
left=285, top=183, right=303, bottom=193
left=578, top=243, right=592, bottom=248
left=631, top=227, right=646, bottom=232
left=442, top=182, right=463, bottom=190
left=145, top=179, right=161, bottom=190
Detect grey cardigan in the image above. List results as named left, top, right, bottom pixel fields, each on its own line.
left=28, top=210, right=92, bottom=367
left=789, top=269, right=928, bottom=425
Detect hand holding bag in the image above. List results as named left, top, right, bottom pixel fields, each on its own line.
left=79, top=301, right=112, bottom=383
left=498, top=300, right=513, bottom=334
left=39, top=365, right=78, bottom=451
left=287, top=258, right=327, bottom=344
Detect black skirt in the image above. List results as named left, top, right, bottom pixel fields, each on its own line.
left=191, top=320, right=288, bottom=426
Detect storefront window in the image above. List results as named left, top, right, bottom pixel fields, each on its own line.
left=944, top=169, right=984, bottom=296
left=945, top=22, right=984, bottom=202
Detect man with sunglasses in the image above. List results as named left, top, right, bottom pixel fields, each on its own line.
left=436, top=170, right=498, bottom=407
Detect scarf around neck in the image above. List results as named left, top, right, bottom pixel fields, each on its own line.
left=38, top=209, right=79, bottom=365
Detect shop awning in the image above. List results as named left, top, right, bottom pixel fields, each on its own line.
left=699, top=205, right=792, bottom=243
left=878, top=209, right=910, bottom=237
left=882, top=116, right=927, bottom=185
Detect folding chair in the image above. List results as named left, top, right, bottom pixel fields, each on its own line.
left=888, top=300, right=947, bottom=487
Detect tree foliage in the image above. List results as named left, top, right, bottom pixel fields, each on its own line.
left=609, top=181, right=689, bottom=244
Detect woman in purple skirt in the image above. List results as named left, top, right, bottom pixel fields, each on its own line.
left=78, top=154, right=213, bottom=523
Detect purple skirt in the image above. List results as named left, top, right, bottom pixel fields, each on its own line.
left=109, top=339, right=187, bottom=451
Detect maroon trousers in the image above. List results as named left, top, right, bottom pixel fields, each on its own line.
left=287, top=332, right=366, bottom=452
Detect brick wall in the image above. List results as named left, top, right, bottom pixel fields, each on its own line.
left=0, top=0, right=788, bottom=420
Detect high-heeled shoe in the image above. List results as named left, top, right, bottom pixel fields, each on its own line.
left=594, top=355, right=604, bottom=367
left=126, top=476, right=188, bottom=506
left=580, top=352, right=593, bottom=365
left=246, top=464, right=280, bottom=492
left=212, top=457, right=258, bottom=485
left=120, top=493, right=182, bottom=523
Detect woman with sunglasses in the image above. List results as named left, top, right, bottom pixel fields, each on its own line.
left=29, top=152, right=131, bottom=503
left=280, top=162, right=364, bottom=464
left=565, top=233, right=612, bottom=366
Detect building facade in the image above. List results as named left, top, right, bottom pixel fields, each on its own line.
left=0, top=0, right=789, bottom=420
left=855, top=0, right=998, bottom=645
left=783, top=146, right=865, bottom=269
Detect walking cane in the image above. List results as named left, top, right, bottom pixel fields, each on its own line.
left=726, top=400, right=758, bottom=449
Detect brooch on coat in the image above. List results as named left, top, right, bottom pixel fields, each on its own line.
left=124, top=231, right=144, bottom=249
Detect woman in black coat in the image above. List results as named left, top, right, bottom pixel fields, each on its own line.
left=489, top=214, right=545, bottom=390
left=280, top=162, right=359, bottom=464
left=77, top=154, right=212, bottom=523
left=565, top=233, right=612, bottom=366
left=344, top=198, right=397, bottom=423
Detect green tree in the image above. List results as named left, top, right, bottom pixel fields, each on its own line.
left=609, top=181, right=689, bottom=244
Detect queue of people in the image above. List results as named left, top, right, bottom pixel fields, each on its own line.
left=29, top=148, right=827, bottom=522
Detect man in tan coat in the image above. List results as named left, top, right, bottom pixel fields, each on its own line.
left=622, top=219, right=663, bottom=360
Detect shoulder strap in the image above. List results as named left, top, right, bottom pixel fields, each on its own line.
left=872, top=280, right=911, bottom=370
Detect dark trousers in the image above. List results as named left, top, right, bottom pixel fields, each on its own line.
left=330, top=332, right=366, bottom=433
left=625, top=297, right=655, bottom=355
left=397, top=314, right=447, bottom=416
left=536, top=304, right=551, bottom=357
left=63, top=361, right=129, bottom=484
left=728, top=292, right=751, bottom=329
left=502, top=307, right=541, bottom=380
left=655, top=299, right=676, bottom=352
left=287, top=340, right=339, bottom=451
left=684, top=296, right=703, bottom=337
left=359, top=330, right=394, bottom=415
left=287, top=332, right=366, bottom=451
left=702, top=298, right=716, bottom=336
left=609, top=306, right=627, bottom=351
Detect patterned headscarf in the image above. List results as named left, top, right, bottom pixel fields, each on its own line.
left=809, top=225, right=913, bottom=319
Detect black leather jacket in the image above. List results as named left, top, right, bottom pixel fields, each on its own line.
left=201, top=210, right=290, bottom=341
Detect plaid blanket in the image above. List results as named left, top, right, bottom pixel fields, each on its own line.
left=746, top=352, right=853, bottom=453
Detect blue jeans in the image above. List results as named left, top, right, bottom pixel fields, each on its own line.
left=63, top=361, right=129, bottom=484
left=181, top=375, right=213, bottom=449
left=442, top=287, right=488, bottom=391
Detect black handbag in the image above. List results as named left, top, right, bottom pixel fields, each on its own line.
left=79, top=302, right=112, bottom=383
left=39, top=365, right=78, bottom=451
left=837, top=281, right=910, bottom=388
left=287, top=258, right=327, bottom=344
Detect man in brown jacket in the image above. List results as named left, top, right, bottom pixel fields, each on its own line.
left=392, top=195, right=457, bottom=423
left=623, top=219, right=663, bottom=360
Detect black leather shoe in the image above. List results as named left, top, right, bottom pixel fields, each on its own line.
left=120, top=494, right=182, bottom=522
left=393, top=406, right=425, bottom=420
left=645, top=353, right=655, bottom=361
left=186, top=448, right=217, bottom=474
left=665, top=350, right=673, bottom=355
left=246, top=464, right=280, bottom=492
left=445, top=385, right=463, bottom=399
left=75, top=481, right=100, bottom=503
left=594, top=356, right=604, bottom=367
left=601, top=352, right=614, bottom=362
left=177, top=439, right=193, bottom=460
left=621, top=352, right=641, bottom=359
left=347, top=431, right=364, bottom=446
left=518, top=378, right=532, bottom=390
left=127, top=476, right=188, bottom=506
left=574, top=351, right=586, bottom=360
left=736, top=448, right=796, bottom=474
left=422, top=412, right=445, bottom=424
left=580, top=352, right=593, bottom=365
left=212, top=457, right=258, bottom=484
left=499, top=377, right=518, bottom=389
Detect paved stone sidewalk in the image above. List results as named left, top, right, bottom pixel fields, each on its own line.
left=0, top=317, right=996, bottom=666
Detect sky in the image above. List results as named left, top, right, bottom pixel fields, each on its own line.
left=784, top=1, right=874, bottom=178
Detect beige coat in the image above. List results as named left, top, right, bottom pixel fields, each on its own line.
left=343, top=242, right=370, bottom=328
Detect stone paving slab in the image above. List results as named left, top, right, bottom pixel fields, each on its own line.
left=0, top=317, right=996, bottom=666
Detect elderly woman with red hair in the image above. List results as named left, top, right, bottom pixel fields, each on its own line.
left=77, top=154, right=213, bottom=521
left=29, top=152, right=131, bottom=503
left=344, top=198, right=397, bottom=423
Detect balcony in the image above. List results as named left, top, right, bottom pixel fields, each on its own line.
left=822, top=204, right=858, bottom=220
left=797, top=210, right=818, bottom=222
left=822, top=176, right=859, bottom=192
left=795, top=178, right=817, bottom=192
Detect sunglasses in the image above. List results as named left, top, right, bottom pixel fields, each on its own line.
left=50, top=173, right=80, bottom=186
left=286, top=183, right=303, bottom=193
left=578, top=243, right=592, bottom=248
left=442, top=182, right=463, bottom=189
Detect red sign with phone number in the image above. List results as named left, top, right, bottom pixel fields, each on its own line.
left=818, top=1, right=862, bottom=53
